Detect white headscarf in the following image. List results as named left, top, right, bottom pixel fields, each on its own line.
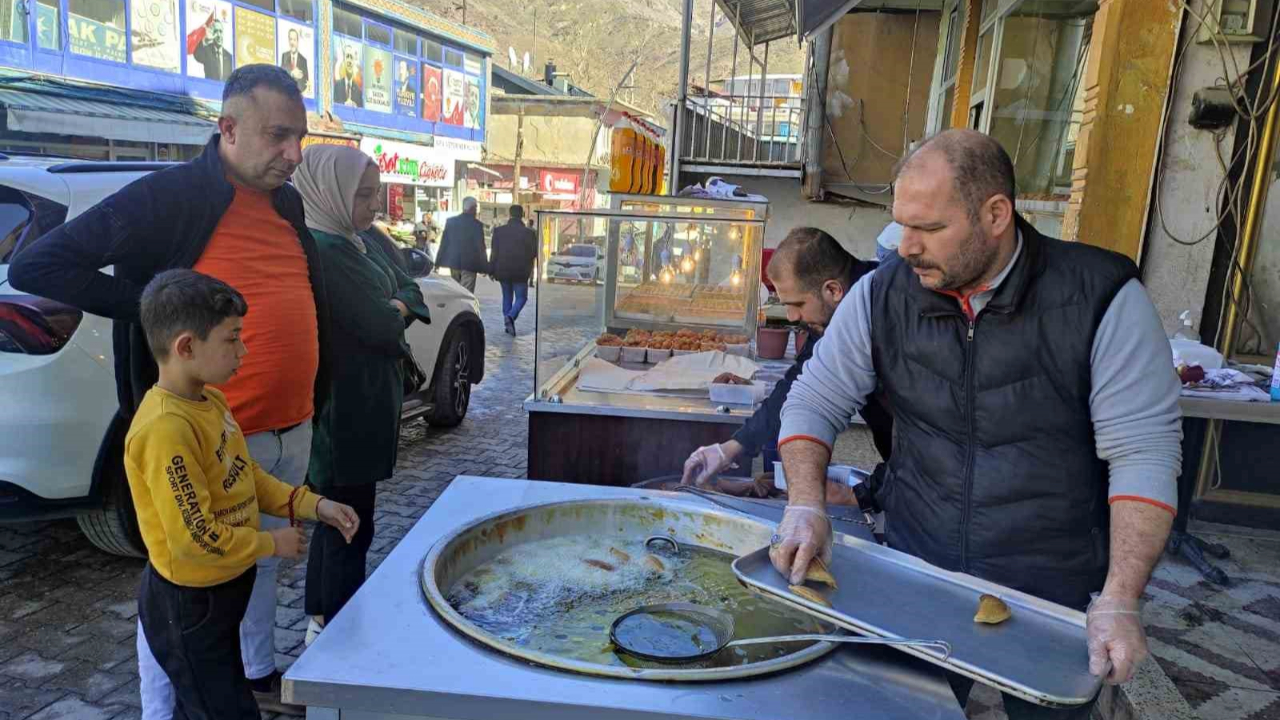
left=294, top=144, right=377, bottom=253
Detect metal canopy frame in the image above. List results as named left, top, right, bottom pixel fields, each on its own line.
left=713, top=0, right=799, bottom=47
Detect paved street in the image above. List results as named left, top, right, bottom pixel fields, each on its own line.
left=0, top=276, right=537, bottom=720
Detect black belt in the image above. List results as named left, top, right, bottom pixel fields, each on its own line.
left=271, top=421, right=304, bottom=436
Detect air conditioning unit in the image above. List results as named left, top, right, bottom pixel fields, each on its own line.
left=1196, top=0, right=1277, bottom=44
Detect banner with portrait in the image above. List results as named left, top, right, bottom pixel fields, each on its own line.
left=276, top=19, right=314, bottom=97
left=185, top=0, right=233, bottom=81
left=421, top=64, right=441, bottom=123
left=394, top=55, right=417, bottom=118
left=363, top=45, right=392, bottom=113
left=464, top=76, right=481, bottom=129
left=442, top=68, right=465, bottom=126
left=332, top=36, right=364, bottom=108
left=131, top=0, right=180, bottom=73
left=234, top=6, right=274, bottom=69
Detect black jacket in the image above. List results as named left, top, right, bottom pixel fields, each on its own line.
left=489, top=220, right=537, bottom=281
left=9, top=134, right=333, bottom=418
left=732, top=332, right=893, bottom=462
left=436, top=213, right=488, bottom=273
left=868, top=216, right=1137, bottom=608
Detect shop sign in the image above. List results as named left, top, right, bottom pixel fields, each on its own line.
left=233, top=6, right=274, bottom=69
left=68, top=13, right=126, bottom=63
left=360, top=138, right=454, bottom=188
left=539, top=170, right=578, bottom=194
left=432, top=136, right=482, bottom=162
left=302, top=135, right=358, bottom=150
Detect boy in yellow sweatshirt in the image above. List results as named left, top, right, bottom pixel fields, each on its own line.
left=128, top=269, right=358, bottom=720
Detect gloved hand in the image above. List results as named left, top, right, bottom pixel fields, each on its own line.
left=680, top=441, right=741, bottom=487
left=1086, top=596, right=1147, bottom=684
left=768, top=504, right=833, bottom=585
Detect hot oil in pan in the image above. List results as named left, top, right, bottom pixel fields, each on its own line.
left=446, top=536, right=825, bottom=667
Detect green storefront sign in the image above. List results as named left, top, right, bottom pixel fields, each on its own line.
left=68, top=13, right=126, bottom=63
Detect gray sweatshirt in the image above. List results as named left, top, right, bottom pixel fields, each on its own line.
left=778, top=240, right=1183, bottom=512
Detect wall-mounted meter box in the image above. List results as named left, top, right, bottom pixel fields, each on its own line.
left=1197, top=0, right=1277, bottom=44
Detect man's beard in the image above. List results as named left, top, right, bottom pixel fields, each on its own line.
left=807, top=296, right=840, bottom=335
left=906, top=223, right=998, bottom=292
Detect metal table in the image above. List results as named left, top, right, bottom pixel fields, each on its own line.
left=284, top=476, right=966, bottom=720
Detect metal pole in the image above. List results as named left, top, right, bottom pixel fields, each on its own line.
left=512, top=103, right=525, bottom=201
left=803, top=25, right=832, bottom=197
left=1195, top=43, right=1280, bottom=499
left=756, top=41, right=769, bottom=162
left=738, top=29, right=754, bottom=162
left=724, top=15, right=739, bottom=163
left=669, top=0, right=694, bottom=193
left=700, top=1, right=716, bottom=161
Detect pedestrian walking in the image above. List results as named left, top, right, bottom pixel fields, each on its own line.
left=436, top=196, right=487, bottom=292
left=9, top=64, right=331, bottom=717
left=489, top=204, right=538, bottom=335
left=292, top=145, right=431, bottom=645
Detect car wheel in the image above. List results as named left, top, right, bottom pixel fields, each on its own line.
left=427, top=329, right=472, bottom=427
left=76, top=454, right=145, bottom=558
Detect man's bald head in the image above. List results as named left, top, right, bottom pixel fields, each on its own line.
left=895, top=129, right=1015, bottom=223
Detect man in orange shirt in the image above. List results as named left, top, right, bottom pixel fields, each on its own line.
left=11, top=65, right=329, bottom=716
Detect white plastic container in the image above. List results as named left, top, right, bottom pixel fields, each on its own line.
left=709, top=382, right=766, bottom=406
left=620, top=346, right=648, bottom=364
left=595, top=345, right=621, bottom=362
left=724, top=342, right=750, bottom=357
left=646, top=347, right=672, bottom=363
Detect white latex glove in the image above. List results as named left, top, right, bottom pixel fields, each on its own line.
left=1086, top=596, right=1147, bottom=684
left=768, top=504, right=833, bottom=585
left=680, top=442, right=737, bottom=487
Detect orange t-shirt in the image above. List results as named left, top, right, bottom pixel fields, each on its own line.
left=193, top=185, right=319, bottom=435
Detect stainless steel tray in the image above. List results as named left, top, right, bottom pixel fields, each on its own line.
left=732, top=538, right=1102, bottom=707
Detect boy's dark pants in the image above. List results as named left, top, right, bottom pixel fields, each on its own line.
left=138, top=564, right=260, bottom=720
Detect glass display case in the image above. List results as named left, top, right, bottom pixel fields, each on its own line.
left=532, top=207, right=765, bottom=400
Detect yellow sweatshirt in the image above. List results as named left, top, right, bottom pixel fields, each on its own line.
left=125, top=386, right=321, bottom=587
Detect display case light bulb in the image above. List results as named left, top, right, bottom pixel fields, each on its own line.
left=680, top=256, right=695, bottom=273
left=730, top=270, right=742, bottom=287
left=660, top=268, right=674, bottom=284
left=693, top=247, right=702, bottom=261
left=730, top=227, right=739, bottom=241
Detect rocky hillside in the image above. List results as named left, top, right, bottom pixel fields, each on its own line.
left=407, top=0, right=805, bottom=117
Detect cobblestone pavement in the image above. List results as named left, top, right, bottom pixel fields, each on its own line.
left=0, top=276, right=536, bottom=720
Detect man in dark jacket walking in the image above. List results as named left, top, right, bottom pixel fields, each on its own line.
left=489, top=204, right=538, bottom=335
left=9, top=64, right=328, bottom=717
left=436, top=196, right=487, bottom=292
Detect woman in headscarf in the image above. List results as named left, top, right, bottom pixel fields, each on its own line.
left=293, top=145, right=430, bottom=644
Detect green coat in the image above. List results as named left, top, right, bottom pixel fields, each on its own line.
left=308, top=230, right=430, bottom=489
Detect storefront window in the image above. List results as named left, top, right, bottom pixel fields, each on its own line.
left=443, top=47, right=462, bottom=67
left=238, top=0, right=272, bottom=13
left=68, top=0, right=126, bottom=62
left=394, top=29, right=418, bottom=55
left=332, top=6, right=361, bottom=37
left=423, top=39, right=442, bottom=63
left=985, top=1, right=1093, bottom=197
left=365, top=21, right=390, bottom=46
left=1, top=0, right=29, bottom=43
left=36, top=0, right=58, bottom=48
left=278, top=0, right=311, bottom=23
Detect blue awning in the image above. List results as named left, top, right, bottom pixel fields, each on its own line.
left=0, top=88, right=216, bottom=145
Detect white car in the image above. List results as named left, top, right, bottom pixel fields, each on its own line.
left=0, top=154, right=485, bottom=557
left=545, top=243, right=604, bottom=284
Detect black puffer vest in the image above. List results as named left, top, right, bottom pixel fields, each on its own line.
left=869, top=217, right=1138, bottom=607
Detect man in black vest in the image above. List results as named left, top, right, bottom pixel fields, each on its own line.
left=769, top=130, right=1181, bottom=717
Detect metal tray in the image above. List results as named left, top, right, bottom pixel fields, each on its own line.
left=732, top=539, right=1103, bottom=707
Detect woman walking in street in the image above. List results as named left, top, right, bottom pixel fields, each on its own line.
left=293, top=145, right=430, bottom=643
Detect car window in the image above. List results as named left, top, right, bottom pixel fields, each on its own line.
left=0, top=186, right=69, bottom=265
left=565, top=245, right=596, bottom=258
